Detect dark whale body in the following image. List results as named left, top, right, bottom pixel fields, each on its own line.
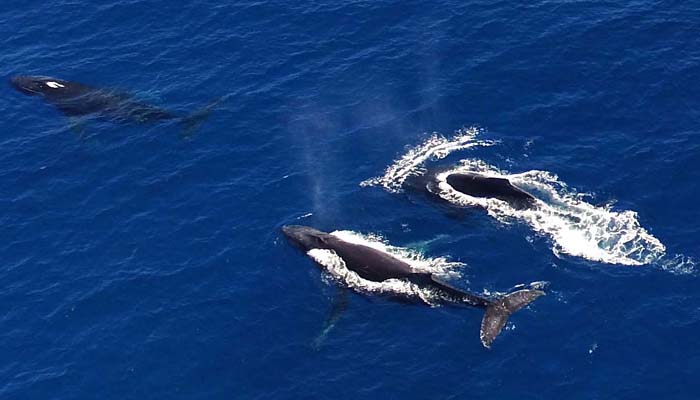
left=282, top=225, right=544, bottom=348
left=10, top=75, right=217, bottom=134
left=407, top=169, right=538, bottom=211
left=445, top=173, right=537, bottom=210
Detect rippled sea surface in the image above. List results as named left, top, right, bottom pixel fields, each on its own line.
left=2, top=1, right=700, bottom=399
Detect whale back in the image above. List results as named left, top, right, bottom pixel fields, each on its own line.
left=446, top=173, right=536, bottom=210
left=323, top=235, right=416, bottom=282
left=47, top=86, right=174, bottom=122
left=11, top=75, right=175, bottom=122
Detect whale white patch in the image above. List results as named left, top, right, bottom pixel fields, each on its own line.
left=45, top=81, right=65, bottom=89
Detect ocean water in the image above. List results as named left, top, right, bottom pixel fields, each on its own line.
left=1, top=1, right=700, bottom=399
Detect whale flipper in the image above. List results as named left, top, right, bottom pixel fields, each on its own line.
left=312, top=288, right=349, bottom=350
left=480, top=289, right=545, bottom=348
left=68, top=117, right=88, bottom=137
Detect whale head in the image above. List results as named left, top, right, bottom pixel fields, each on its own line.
left=10, top=75, right=69, bottom=96
left=282, top=225, right=331, bottom=252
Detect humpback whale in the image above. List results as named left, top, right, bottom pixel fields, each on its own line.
left=408, top=170, right=538, bottom=210
left=443, top=172, right=537, bottom=210
left=282, top=225, right=545, bottom=348
left=10, top=75, right=218, bottom=135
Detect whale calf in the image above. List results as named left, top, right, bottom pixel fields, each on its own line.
left=282, top=225, right=545, bottom=348
left=10, top=75, right=218, bottom=135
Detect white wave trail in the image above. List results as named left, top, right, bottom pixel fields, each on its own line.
left=434, top=161, right=666, bottom=266
left=360, top=127, right=496, bottom=192
left=307, top=230, right=464, bottom=305
left=362, top=130, right=675, bottom=267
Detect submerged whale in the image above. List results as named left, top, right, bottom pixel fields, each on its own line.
left=409, top=170, right=538, bottom=210
left=10, top=75, right=218, bottom=135
left=282, top=225, right=545, bottom=348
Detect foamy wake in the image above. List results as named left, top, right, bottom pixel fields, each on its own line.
left=307, top=230, right=464, bottom=306
left=434, top=161, right=666, bottom=266
left=362, top=129, right=688, bottom=268
left=360, top=127, right=496, bottom=192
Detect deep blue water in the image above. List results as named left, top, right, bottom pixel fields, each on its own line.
left=2, top=1, right=700, bottom=399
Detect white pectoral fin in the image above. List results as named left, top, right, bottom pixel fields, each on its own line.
left=68, top=117, right=88, bottom=137
left=312, top=287, right=349, bottom=350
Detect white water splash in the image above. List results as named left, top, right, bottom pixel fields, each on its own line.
left=330, top=230, right=463, bottom=277
left=362, top=130, right=684, bottom=268
left=433, top=161, right=666, bottom=266
left=360, top=127, right=496, bottom=192
left=306, top=230, right=464, bottom=305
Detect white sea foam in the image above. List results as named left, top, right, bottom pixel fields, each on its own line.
left=360, top=127, right=496, bottom=192
left=433, top=161, right=666, bottom=265
left=363, top=129, right=682, bottom=267
left=306, top=230, right=464, bottom=305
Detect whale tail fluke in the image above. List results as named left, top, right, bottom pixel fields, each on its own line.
left=480, top=289, right=544, bottom=348
left=179, top=97, right=222, bottom=138
left=425, top=275, right=545, bottom=348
